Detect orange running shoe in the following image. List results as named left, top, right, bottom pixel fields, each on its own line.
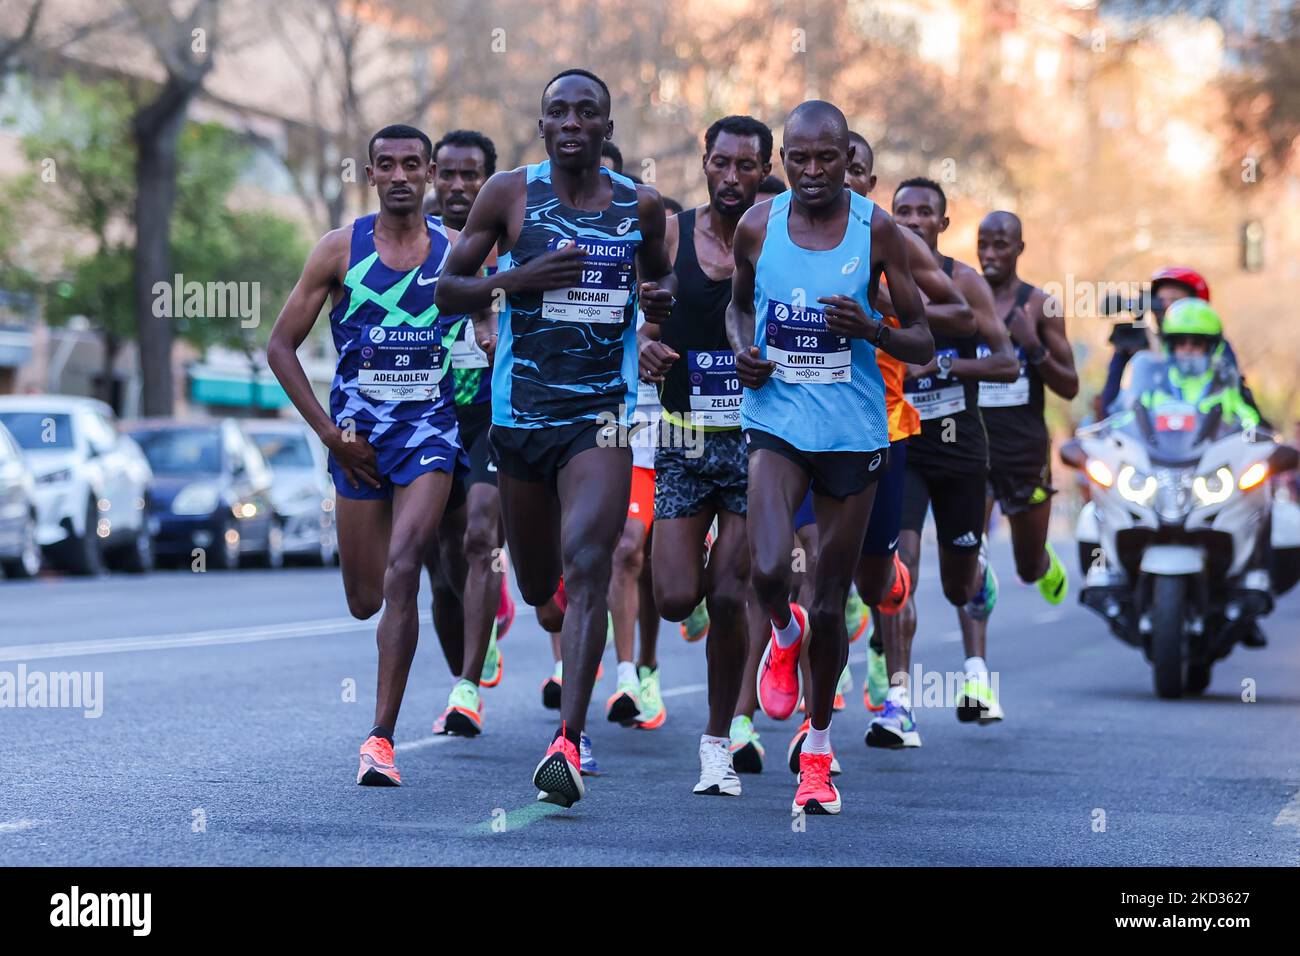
left=533, top=726, right=584, bottom=807
left=433, top=682, right=483, bottom=737
left=786, top=718, right=843, bottom=775
left=792, top=751, right=841, bottom=815
left=876, top=554, right=912, bottom=617
left=357, top=735, right=400, bottom=786
left=757, top=603, right=808, bottom=721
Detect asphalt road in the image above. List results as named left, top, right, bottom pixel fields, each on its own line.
left=1, top=533, right=1298, bottom=866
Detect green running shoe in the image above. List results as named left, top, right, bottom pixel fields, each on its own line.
left=636, top=664, right=666, bottom=729
left=956, top=674, right=1004, bottom=724
left=434, top=679, right=483, bottom=736
left=864, top=645, right=889, bottom=713
left=606, top=674, right=642, bottom=725
left=964, top=542, right=999, bottom=622
left=1037, top=542, right=1068, bottom=606
left=479, top=621, right=503, bottom=688
left=681, top=598, right=710, bottom=642
left=728, top=714, right=765, bottom=773
left=845, top=586, right=870, bottom=642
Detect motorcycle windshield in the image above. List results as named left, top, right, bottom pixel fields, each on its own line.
left=1106, top=354, right=1238, bottom=465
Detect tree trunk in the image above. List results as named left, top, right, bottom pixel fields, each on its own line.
left=100, top=330, right=120, bottom=410
left=132, top=82, right=194, bottom=417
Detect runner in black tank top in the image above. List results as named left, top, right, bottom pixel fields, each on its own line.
left=638, top=115, right=774, bottom=787
left=881, top=178, right=1019, bottom=744
left=974, top=210, right=1078, bottom=609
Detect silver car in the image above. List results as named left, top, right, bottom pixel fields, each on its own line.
left=0, top=420, right=41, bottom=578
left=244, top=420, right=337, bottom=566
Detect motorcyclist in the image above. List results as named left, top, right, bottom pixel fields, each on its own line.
left=1135, top=298, right=1261, bottom=428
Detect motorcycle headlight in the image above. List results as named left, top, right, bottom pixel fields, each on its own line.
left=172, top=482, right=221, bottom=516
left=1238, top=461, right=1268, bottom=491
left=1117, top=465, right=1157, bottom=505
left=1192, top=466, right=1234, bottom=506
left=1085, top=459, right=1114, bottom=488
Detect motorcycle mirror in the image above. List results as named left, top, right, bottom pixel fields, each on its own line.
left=1059, top=439, right=1086, bottom=470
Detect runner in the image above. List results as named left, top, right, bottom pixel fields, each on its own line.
left=868, top=177, right=1018, bottom=751
left=639, top=114, right=773, bottom=794
left=728, top=101, right=932, bottom=815
left=267, top=124, right=468, bottom=786
left=419, top=129, right=518, bottom=737
left=971, top=210, right=1076, bottom=614
left=436, top=69, right=676, bottom=807
left=841, top=133, right=974, bottom=728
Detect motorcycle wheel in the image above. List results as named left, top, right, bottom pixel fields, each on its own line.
left=1151, top=575, right=1187, bottom=700
left=1185, top=663, right=1211, bottom=696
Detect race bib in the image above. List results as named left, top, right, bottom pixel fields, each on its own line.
left=905, top=348, right=965, bottom=420
left=977, top=344, right=1029, bottom=407
left=686, top=349, right=741, bottom=426
left=764, top=300, right=851, bottom=385
left=358, top=324, right=446, bottom=402
left=541, top=237, right=635, bottom=324
left=449, top=317, right=489, bottom=370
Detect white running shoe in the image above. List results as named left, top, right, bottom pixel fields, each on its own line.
left=693, top=738, right=742, bottom=796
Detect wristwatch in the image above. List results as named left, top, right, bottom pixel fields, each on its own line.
left=1025, top=344, right=1048, bottom=366
left=872, top=323, right=891, bottom=348
left=936, top=353, right=954, bottom=380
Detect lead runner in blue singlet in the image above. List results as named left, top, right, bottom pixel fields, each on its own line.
left=725, top=101, right=933, bottom=818
left=436, top=69, right=676, bottom=809
left=268, top=124, right=471, bottom=789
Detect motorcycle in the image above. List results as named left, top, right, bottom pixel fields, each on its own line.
left=1061, top=353, right=1300, bottom=698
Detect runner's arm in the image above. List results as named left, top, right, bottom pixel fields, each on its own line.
left=267, top=229, right=349, bottom=445
left=1024, top=289, right=1078, bottom=399
left=905, top=228, right=973, bottom=337
left=636, top=184, right=677, bottom=323
left=949, top=265, right=1019, bottom=382
left=435, top=170, right=584, bottom=313
left=871, top=212, right=933, bottom=365
left=726, top=207, right=775, bottom=388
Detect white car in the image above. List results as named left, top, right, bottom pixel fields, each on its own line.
left=243, top=420, right=337, bottom=566
left=0, top=395, right=155, bottom=575
left=0, top=420, right=41, bottom=578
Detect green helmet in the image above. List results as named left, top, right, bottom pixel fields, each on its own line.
left=1160, top=298, right=1222, bottom=338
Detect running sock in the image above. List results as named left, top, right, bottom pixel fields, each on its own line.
left=886, top=684, right=911, bottom=709
left=616, top=661, right=637, bottom=687
left=551, top=660, right=563, bottom=680
left=554, top=724, right=581, bottom=748
left=368, top=725, right=393, bottom=745
left=965, top=656, right=989, bottom=680
left=773, top=607, right=802, bottom=648
left=804, top=722, right=832, bottom=754
left=701, top=734, right=729, bottom=749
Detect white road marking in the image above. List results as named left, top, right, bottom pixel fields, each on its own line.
left=394, top=735, right=451, bottom=754
left=940, top=629, right=963, bottom=642
left=0, top=612, right=433, bottom=663
left=1274, top=788, right=1300, bottom=829
left=662, top=683, right=707, bottom=698
left=1034, top=610, right=1066, bottom=624
left=0, top=819, right=43, bottom=833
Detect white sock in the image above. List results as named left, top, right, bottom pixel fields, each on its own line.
left=552, top=660, right=563, bottom=679
left=773, top=607, right=803, bottom=648
left=701, top=734, right=729, bottom=749
left=965, top=656, right=989, bottom=680
left=887, top=684, right=911, bottom=708
left=617, top=661, right=637, bottom=687
left=804, top=722, right=832, bottom=754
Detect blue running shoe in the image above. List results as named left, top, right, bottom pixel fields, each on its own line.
left=865, top=699, right=922, bottom=749
left=964, top=541, right=999, bottom=622
left=579, top=732, right=601, bottom=776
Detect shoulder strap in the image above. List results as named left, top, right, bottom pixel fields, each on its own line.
left=941, top=255, right=955, bottom=278
left=1014, top=281, right=1034, bottom=308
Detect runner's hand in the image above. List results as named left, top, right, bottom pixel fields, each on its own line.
left=905, top=358, right=938, bottom=380
left=640, top=282, right=675, bottom=323
left=736, top=345, right=776, bottom=389
left=640, top=339, right=679, bottom=383
left=1007, top=304, right=1039, bottom=350
left=325, top=426, right=382, bottom=490
left=513, top=244, right=585, bottom=292
left=820, top=294, right=880, bottom=339
left=478, top=332, right=498, bottom=365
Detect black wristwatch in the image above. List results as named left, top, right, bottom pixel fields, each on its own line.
left=1026, top=344, right=1048, bottom=366
left=936, top=353, right=954, bottom=380
left=872, top=322, right=890, bottom=348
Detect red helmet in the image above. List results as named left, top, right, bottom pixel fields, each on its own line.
left=1151, top=267, right=1210, bottom=302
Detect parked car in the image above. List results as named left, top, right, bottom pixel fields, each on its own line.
left=0, top=420, right=41, bottom=579
left=243, top=420, right=337, bottom=566
left=0, top=395, right=154, bottom=575
left=122, top=418, right=283, bottom=570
